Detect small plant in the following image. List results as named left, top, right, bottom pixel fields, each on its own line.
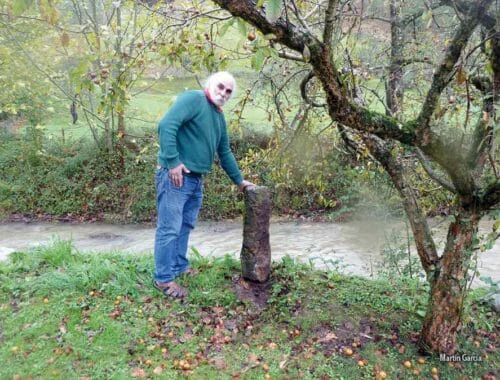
left=377, top=223, right=422, bottom=280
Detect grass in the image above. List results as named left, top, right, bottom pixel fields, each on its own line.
left=1, top=241, right=498, bottom=379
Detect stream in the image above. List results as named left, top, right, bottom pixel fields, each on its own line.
left=0, top=217, right=498, bottom=286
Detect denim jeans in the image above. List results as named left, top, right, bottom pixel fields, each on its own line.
left=154, top=168, right=203, bottom=283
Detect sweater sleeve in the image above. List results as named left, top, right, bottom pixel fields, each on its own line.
left=217, top=118, right=243, bottom=185
left=157, top=92, right=195, bottom=169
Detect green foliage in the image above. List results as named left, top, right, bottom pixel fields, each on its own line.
left=1, top=121, right=378, bottom=222
left=377, top=226, right=423, bottom=280
left=0, top=23, right=57, bottom=125
left=0, top=129, right=155, bottom=221
left=237, top=130, right=350, bottom=217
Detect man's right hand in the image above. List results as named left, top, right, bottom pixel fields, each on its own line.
left=169, top=164, right=191, bottom=187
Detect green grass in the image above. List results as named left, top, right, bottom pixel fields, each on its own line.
left=1, top=241, right=498, bottom=379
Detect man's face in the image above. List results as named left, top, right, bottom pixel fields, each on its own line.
left=209, top=81, right=234, bottom=107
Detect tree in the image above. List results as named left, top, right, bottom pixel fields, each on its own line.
left=1, top=0, right=189, bottom=158
left=210, top=0, right=499, bottom=353
left=0, top=3, right=60, bottom=126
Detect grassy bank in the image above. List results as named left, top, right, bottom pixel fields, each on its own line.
left=0, top=241, right=497, bottom=379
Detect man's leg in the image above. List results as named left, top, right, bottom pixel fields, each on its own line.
left=173, top=176, right=203, bottom=277
left=153, top=168, right=188, bottom=284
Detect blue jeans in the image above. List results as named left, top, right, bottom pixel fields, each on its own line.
left=154, top=168, right=203, bottom=283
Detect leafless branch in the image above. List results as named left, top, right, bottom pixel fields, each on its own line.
left=277, top=49, right=304, bottom=61
left=323, top=0, right=337, bottom=46
left=300, top=71, right=327, bottom=107
left=416, top=149, right=457, bottom=193
left=416, top=0, right=493, bottom=140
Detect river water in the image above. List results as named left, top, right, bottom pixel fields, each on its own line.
left=0, top=217, right=498, bottom=286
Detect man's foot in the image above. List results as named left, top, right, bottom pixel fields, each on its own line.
left=153, top=280, right=188, bottom=300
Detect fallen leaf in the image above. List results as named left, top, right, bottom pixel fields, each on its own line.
left=209, top=357, right=227, bottom=369
left=131, top=367, right=146, bottom=378
left=240, top=279, right=250, bottom=289
left=248, top=353, right=259, bottom=364
left=318, top=332, right=337, bottom=342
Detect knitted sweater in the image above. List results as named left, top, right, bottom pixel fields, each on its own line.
left=157, top=90, right=243, bottom=185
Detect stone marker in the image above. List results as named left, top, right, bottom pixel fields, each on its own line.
left=241, top=186, right=271, bottom=282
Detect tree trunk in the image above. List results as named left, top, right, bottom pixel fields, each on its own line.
left=116, top=110, right=126, bottom=171
left=363, top=136, right=439, bottom=275
left=420, top=206, right=481, bottom=354
left=241, top=186, right=271, bottom=283
left=387, top=0, right=404, bottom=116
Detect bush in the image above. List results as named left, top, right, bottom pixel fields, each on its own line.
left=0, top=122, right=447, bottom=222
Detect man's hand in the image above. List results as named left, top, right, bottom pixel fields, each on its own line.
left=238, top=180, right=256, bottom=192
left=169, top=164, right=190, bottom=187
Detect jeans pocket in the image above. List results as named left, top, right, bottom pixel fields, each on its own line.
left=155, top=168, right=169, bottom=193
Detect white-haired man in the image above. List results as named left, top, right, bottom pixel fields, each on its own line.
left=153, top=71, right=254, bottom=300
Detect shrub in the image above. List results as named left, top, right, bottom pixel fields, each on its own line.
left=0, top=122, right=448, bottom=222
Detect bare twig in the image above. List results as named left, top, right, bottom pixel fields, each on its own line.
left=416, top=0, right=493, bottom=139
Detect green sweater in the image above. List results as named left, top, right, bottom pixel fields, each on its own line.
left=157, top=90, right=243, bottom=185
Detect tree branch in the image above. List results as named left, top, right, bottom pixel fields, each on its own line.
left=478, top=181, right=500, bottom=210
left=288, top=0, right=313, bottom=34
left=439, top=0, right=497, bottom=30
left=415, top=0, right=493, bottom=144
left=323, top=0, right=337, bottom=46
left=276, top=48, right=304, bottom=61
left=300, top=71, right=327, bottom=107
left=213, top=0, right=417, bottom=145
left=416, top=149, right=457, bottom=193
left=363, top=135, right=440, bottom=275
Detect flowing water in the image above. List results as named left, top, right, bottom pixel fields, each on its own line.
left=0, top=217, right=498, bottom=286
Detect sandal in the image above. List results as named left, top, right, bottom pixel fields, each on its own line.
left=153, top=280, right=188, bottom=300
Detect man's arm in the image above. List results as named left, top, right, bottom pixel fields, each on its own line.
left=217, top=120, right=255, bottom=191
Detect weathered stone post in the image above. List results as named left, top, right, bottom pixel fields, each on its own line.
left=241, top=186, right=271, bottom=282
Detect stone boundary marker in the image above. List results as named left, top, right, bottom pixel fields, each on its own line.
left=240, top=186, right=271, bottom=282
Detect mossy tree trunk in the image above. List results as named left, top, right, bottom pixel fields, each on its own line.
left=421, top=207, right=481, bottom=353
left=387, top=0, right=404, bottom=116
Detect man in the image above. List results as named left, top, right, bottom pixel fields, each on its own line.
left=153, top=71, right=254, bottom=300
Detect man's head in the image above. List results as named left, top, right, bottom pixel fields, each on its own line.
left=204, top=71, right=236, bottom=107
